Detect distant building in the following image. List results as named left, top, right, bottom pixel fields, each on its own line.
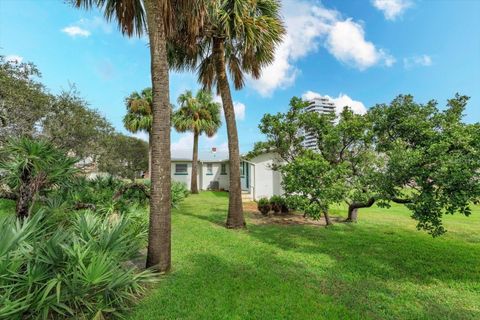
left=299, top=96, right=336, bottom=150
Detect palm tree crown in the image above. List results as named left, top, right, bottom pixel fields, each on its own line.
left=170, top=0, right=285, bottom=91
left=123, top=88, right=153, bottom=134
left=173, top=90, right=221, bottom=137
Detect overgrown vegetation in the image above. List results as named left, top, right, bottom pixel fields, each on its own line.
left=0, top=57, right=148, bottom=179
left=0, top=210, right=155, bottom=319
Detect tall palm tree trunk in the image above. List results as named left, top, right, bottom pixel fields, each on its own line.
left=213, top=38, right=245, bottom=229
left=191, top=131, right=199, bottom=193
left=144, top=0, right=171, bottom=272
left=148, top=131, right=152, bottom=179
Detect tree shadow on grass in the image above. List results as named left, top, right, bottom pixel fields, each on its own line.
left=246, top=223, right=480, bottom=319
left=177, top=207, right=229, bottom=228
left=128, top=249, right=478, bottom=320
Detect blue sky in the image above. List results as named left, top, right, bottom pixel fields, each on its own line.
left=1, top=0, right=479, bottom=159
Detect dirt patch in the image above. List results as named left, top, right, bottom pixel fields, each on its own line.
left=243, top=202, right=344, bottom=227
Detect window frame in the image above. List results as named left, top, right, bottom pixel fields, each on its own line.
left=174, top=163, right=188, bottom=175
left=206, top=163, right=213, bottom=175
left=220, top=163, right=227, bottom=175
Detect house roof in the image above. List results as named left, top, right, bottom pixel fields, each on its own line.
left=171, top=157, right=228, bottom=163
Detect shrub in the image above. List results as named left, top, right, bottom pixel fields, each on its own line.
left=0, top=210, right=156, bottom=319
left=270, top=195, right=285, bottom=214
left=257, top=197, right=271, bottom=215
left=171, top=181, right=189, bottom=208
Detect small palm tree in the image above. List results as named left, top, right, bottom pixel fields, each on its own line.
left=123, top=88, right=153, bottom=177
left=172, top=90, right=221, bottom=193
left=0, top=138, right=78, bottom=219
left=169, top=0, right=285, bottom=228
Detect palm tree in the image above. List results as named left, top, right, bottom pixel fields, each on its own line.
left=123, top=88, right=153, bottom=177
left=172, top=90, right=221, bottom=193
left=169, top=0, right=285, bottom=228
left=0, top=138, right=78, bottom=219
left=74, top=0, right=205, bottom=272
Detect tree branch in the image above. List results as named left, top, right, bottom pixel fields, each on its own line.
left=112, top=182, right=150, bottom=201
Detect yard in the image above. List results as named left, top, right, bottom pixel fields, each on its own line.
left=124, top=192, right=480, bottom=320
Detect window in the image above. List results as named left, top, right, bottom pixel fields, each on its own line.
left=206, top=163, right=213, bottom=175
left=240, top=162, right=245, bottom=177
left=221, top=163, right=227, bottom=175
left=175, top=163, right=188, bottom=175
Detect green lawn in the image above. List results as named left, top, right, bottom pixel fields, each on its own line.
left=128, top=192, right=480, bottom=320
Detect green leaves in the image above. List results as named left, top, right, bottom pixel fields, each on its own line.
left=371, top=94, right=480, bottom=236
left=0, top=210, right=156, bottom=319
left=172, top=89, right=222, bottom=137
left=281, top=152, right=349, bottom=219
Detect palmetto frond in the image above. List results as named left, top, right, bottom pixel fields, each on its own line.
left=74, top=0, right=146, bottom=37
left=169, top=0, right=285, bottom=91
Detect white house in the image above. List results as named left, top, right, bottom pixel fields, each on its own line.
left=171, top=152, right=284, bottom=201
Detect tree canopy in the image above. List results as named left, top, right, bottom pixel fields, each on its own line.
left=253, top=94, right=480, bottom=236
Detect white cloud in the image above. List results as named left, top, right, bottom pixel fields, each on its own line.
left=171, top=132, right=229, bottom=160
left=372, top=0, right=412, bottom=21
left=78, top=16, right=113, bottom=34
left=302, top=91, right=367, bottom=115
left=131, top=131, right=149, bottom=142
left=214, top=96, right=246, bottom=121
left=403, top=54, right=432, bottom=69
left=62, top=16, right=114, bottom=38
left=249, top=0, right=395, bottom=96
left=249, top=0, right=336, bottom=96
left=62, top=26, right=91, bottom=37
left=233, top=102, right=246, bottom=120
left=5, top=55, right=23, bottom=64
left=325, top=19, right=395, bottom=70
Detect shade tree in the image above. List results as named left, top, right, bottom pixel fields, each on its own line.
left=254, top=94, right=480, bottom=236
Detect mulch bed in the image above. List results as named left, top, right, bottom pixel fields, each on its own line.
left=243, top=202, right=344, bottom=227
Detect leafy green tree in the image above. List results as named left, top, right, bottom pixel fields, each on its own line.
left=281, top=152, right=348, bottom=225
left=98, top=133, right=149, bottom=180
left=0, top=57, right=52, bottom=145
left=253, top=97, right=380, bottom=222
left=123, top=88, right=153, bottom=175
left=169, top=0, right=286, bottom=228
left=42, top=89, right=114, bottom=162
left=74, top=0, right=204, bottom=272
left=172, top=90, right=221, bottom=193
left=249, top=97, right=308, bottom=164
left=0, top=138, right=78, bottom=219
left=370, top=94, right=480, bottom=236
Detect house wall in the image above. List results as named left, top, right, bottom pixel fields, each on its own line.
left=199, top=162, right=230, bottom=190
left=171, top=161, right=200, bottom=190
left=250, top=153, right=284, bottom=200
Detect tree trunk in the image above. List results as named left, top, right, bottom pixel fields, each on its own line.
left=324, top=211, right=332, bottom=226
left=16, top=183, right=34, bottom=219
left=213, top=38, right=245, bottom=229
left=148, top=131, right=152, bottom=179
left=347, top=206, right=358, bottom=222
left=191, top=131, right=199, bottom=194
left=346, top=197, right=376, bottom=222
left=144, top=0, right=171, bottom=273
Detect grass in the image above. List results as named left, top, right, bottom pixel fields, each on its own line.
left=0, top=199, right=14, bottom=217
left=126, top=192, right=480, bottom=320
left=2, top=194, right=478, bottom=319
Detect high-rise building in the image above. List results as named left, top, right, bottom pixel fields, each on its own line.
left=299, top=97, right=336, bottom=150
